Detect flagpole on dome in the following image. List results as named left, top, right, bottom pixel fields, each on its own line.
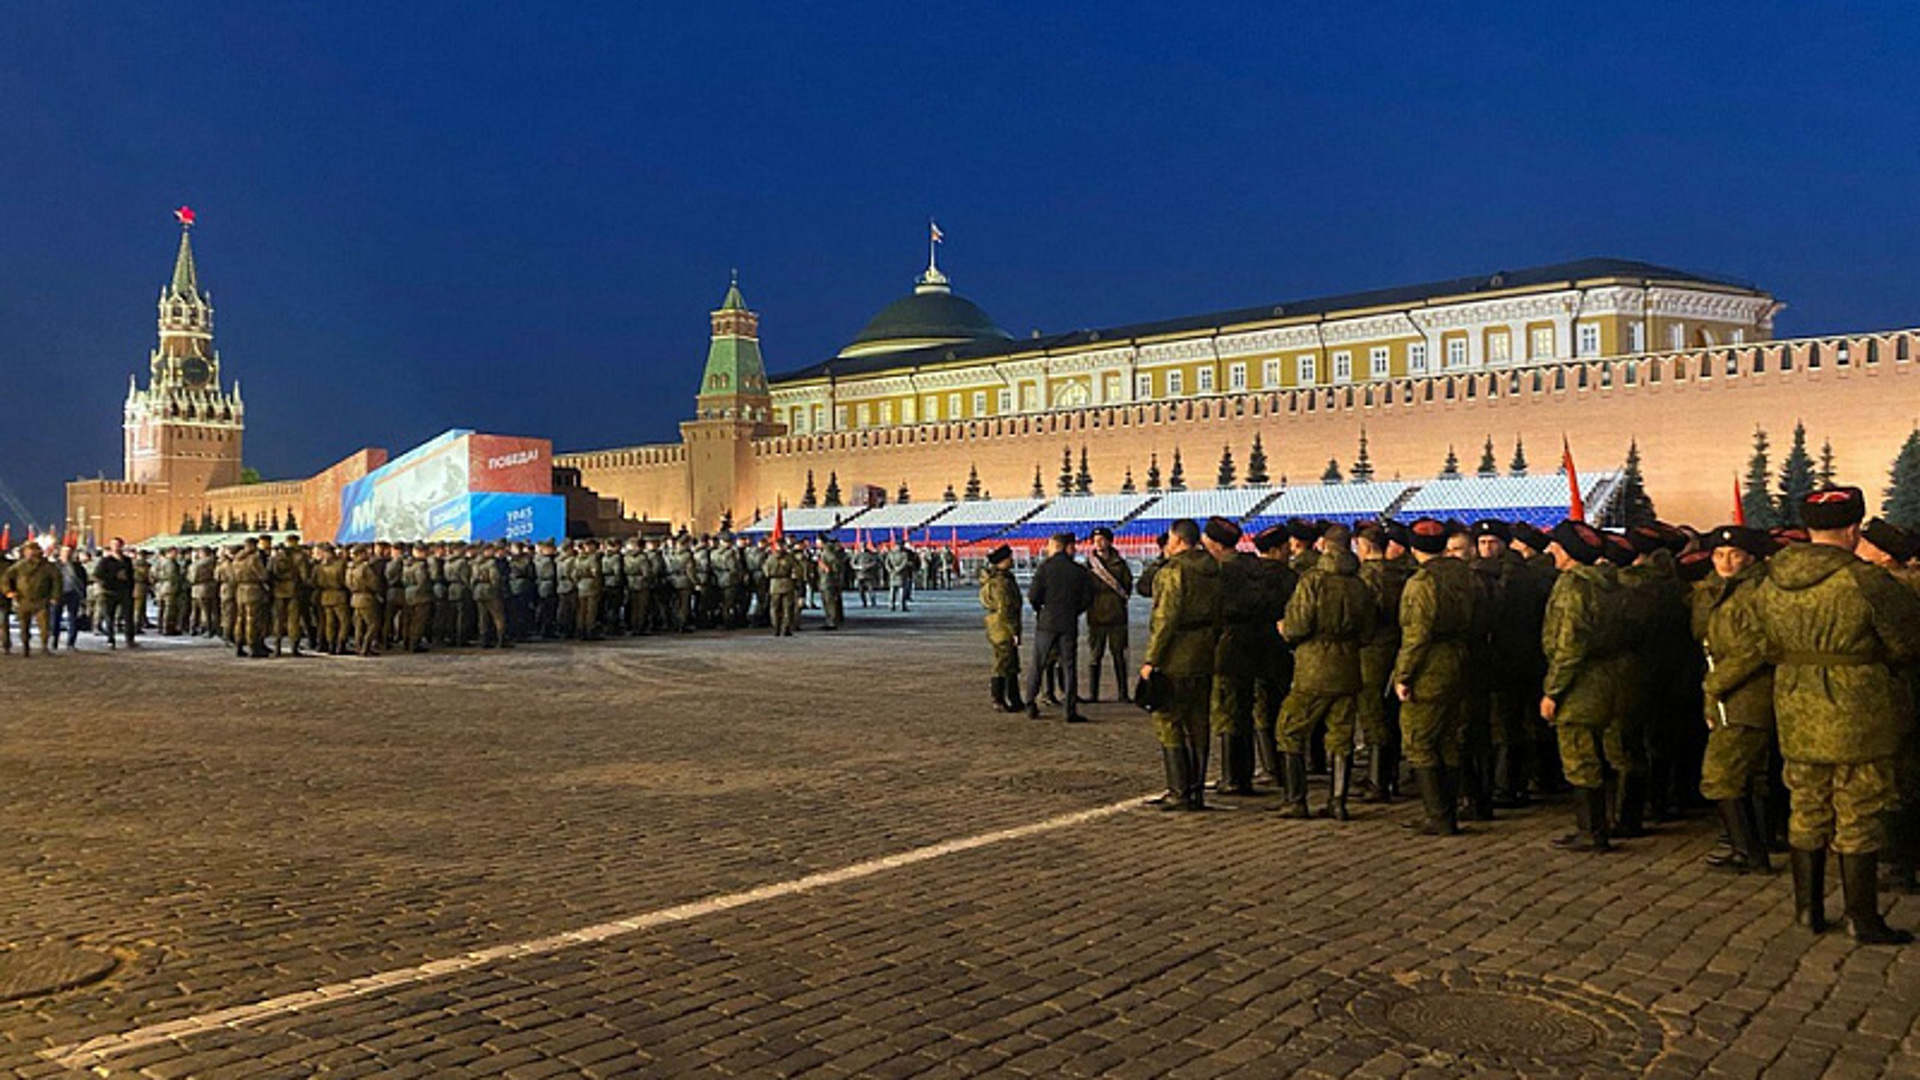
left=928, top=219, right=943, bottom=277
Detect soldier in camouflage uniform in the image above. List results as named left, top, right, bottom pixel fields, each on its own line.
left=403, top=544, right=435, bottom=652
left=818, top=537, right=849, bottom=630
left=1140, top=519, right=1223, bottom=811
left=1203, top=518, right=1264, bottom=794
left=231, top=537, right=271, bottom=658
left=311, top=543, right=350, bottom=655
left=712, top=537, right=742, bottom=629
left=1083, top=527, right=1134, bottom=703
left=623, top=539, right=652, bottom=635
left=765, top=540, right=801, bottom=636
left=979, top=544, right=1023, bottom=711
left=347, top=546, right=385, bottom=657
left=1690, top=525, right=1776, bottom=874
left=1393, top=518, right=1477, bottom=836
left=189, top=546, right=217, bottom=636
left=1356, top=524, right=1411, bottom=801
left=1248, top=526, right=1300, bottom=788
left=268, top=536, right=310, bottom=656
left=1539, top=520, right=1632, bottom=852
left=443, top=543, right=474, bottom=647
left=472, top=544, right=511, bottom=647
left=1753, top=488, right=1920, bottom=943
left=572, top=540, right=603, bottom=640
left=216, top=546, right=237, bottom=643
left=2, top=542, right=60, bottom=656
left=1277, top=524, right=1374, bottom=820
left=1615, top=524, right=1692, bottom=833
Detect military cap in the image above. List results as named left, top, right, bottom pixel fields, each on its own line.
left=1088, top=526, right=1113, bottom=541
left=1626, top=525, right=1668, bottom=555
left=1549, top=519, right=1606, bottom=564
left=1407, top=518, right=1450, bottom=555
left=1509, top=522, right=1548, bottom=551
left=1204, top=516, right=1243, bottom=547
left=1285, top=518, right=1322, bottom=542
left=1132, top=668, right=1172, bottom=712
left=1677, top=549, right=1716, bottom=583
left=1706, top=525, right=1772, bottom=559
left=1320, top=522, right=1352, bottom=548
left=1252, top=524, right=1289, bottom=554
left=1469, top=519, right=1512, bottom=542
left=1862, top=517, right=1920, bottom=563
left=1353, top=524, right=1387, bottom=551
left=1382, top=520, right=1413, bottom=549
left=1601, top=532, right=1637, bottom=567
left=1801, top=486, right=1866, bottom=531
left=986, top=544, right=1014, bottom=565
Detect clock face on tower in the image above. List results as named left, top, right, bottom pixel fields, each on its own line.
left=177, top=356, right=212, bottom=388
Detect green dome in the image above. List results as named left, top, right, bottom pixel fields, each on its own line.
left=839, top=271, right=1011, bottom=358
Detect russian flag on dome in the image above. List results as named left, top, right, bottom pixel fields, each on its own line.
left=930, top=221, right=943, bottom=244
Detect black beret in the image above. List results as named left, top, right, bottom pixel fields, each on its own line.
left=1601, top=533, right=1637, bottom=567
left=1252, top=525, right=1289, bottom=554
left=1204, top=516, right=1243, bottom=547
left=1285, top=518, right=1322, bottom=542
left=1862, top=518, right=1919, bottom=563
left=986, top=544, right=1013, bottom=565
left=1627, top=525, right=1667, bottom=555
left=1706, top=525, right=1772, bottom=559
left=1382, top=520, right=1414, bottom=549
left=1470, top=519, right=1511, bottom=542
left=1549, top=519, right=1606, bottom=565
left=1407, top=517, right=1450, bottom=555
left=1088, top=526, right=1113, bottom=541
left=1677, top=549, right=1716, bottom=583
left=1510, top=522, right=1549, bottom=551
left=1801, top=487, right=1866, bottom=531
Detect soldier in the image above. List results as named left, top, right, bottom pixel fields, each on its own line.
left=1277, top=523, right=1374, bottom=819
left=267, top=535, right=309, bottom=656
left=189, top=545, right=217, bottom=636
left=1539, top=520, right=1631, bottom=852
left=1393, top=518, right=1477, bottom=836
left=131, top=548, right=153, bottom=632
left=443, top=542, right=474, bottom=646
left=690, top=537, right=716, bottom=627
left=667, top=537, right=695, bottom=631
left=53, top=545, right=87, bottom=651
left=2, top=542, right=61, bottom=656
left=1205, top=517, right=1267, bottom=795
left=978, top=544, right=1023, bottom=711
left=1083, top=527, right=1134, bottom=703
left=1753, top=488, right=1920, bottom=942
left=1690, top=525, right=1777, bottom=874
left=231, top=537, right=271, bottom=658
left=885, top=542, right=913, bottom=611
left=1023, top=533, right=1094, bottom=722
left=310, top=544, right=350, bottom=654
left=818, top=537, right=849, bottom=630
left=1469, top=521, right=1551, bottom=809
left=0, top=552, right=12, bottom=655
left=1285, top=519, right=1323, bottom=576
left=344, top=546, right=383, bottom=656
left=1857, top=518, right=1920, bottom=892
left=553, top=541, right=578, bottom=637
left=471, top=544, right=511, bottom=647
left=1135, top=532, right=1169, bottom=599
left=1140, top=519, right=1224, bottom=811
left=1356, top=524, right=1411, bottom=802
left=1249, top=526, right=1301, bottom=788
left=153, top=546, right=181, bottom=635
left=573, top=540, right=604, bottom=640
left=216, top=545, right=238, bottom=644
left=624, top=539, right=652, bottom=635
left=765, top=540, right=801, bottom=636
left=1617, top=524, right=1694, bottom=832
left=852, top=543, right=880, bottom=607
left=94, top=537, right=139, bottom=649
left=711, top=536, right=741, bottom=629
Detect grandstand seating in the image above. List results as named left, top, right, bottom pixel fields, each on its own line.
left=917, top=497, right=1050, bottom=546
left=1000, top=493, right=1157, bottom=540
left=1241, top=481, right=1416, bottom=533
left=843, top=501, right=953, bottom=542
left=1396, top=472, right=1620, bottom=527
left=738, top=505, right=869, bottom=537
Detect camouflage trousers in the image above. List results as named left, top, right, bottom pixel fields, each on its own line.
left=1358, top=647, right=1396, bottom=752
left=14, top=605, right=51, bottom=650
left=988, top=637, right=1019, bottom=680
left=1152, top=676, right=1213, bottom=751
left=1698, top=724, right=1773, bottom=802
left=1555, top=721, right=1636, bottom=790
left=1399, top=696, right=1464, bottom=769
left=822, top=587, right=844, bottom=629
left=319, top=602, right=350, bottom=653
left=1211, top=674, right=1254, bottom=737
left=1087, top=622, right=1129, bottom=662
left=1278, top=690, right=1358, bottom=756
left=1784, top=758, right=1895, bottom=854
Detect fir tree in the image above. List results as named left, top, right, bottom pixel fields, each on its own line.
left=1216, top=443, right=1237, bottom=488
left=200, top=507, right=215, bottom=532
left=1477, top=436, right=1498, bottom=477
left=964, top=464, right=982, bottom=501
left=943, top=483, right=958, bottom=503
left=1884, top=429, right=1920, bottom=531
left=1741, top=426, right=1781, bottom=528
left=1777, top=421, right=1816, bottom=526
left=1618, top=439, right=1657, bottom=528
left=801, top=469, right=819, bottom=508
left=270, top=508, right=281, bottom=531
left=1169, top=449, right=1187, bottom=492
left=1032, top=466, right=1046, bottom=499
left=823, top=471, right=843, bottom=507
left=1075, top=446, right=1093, bottom=495
left=1350, top=428, right=1375, bottom=483
left=1120, top=467, right=1137, bottom=495
left=1245, top=434, right=1270, bottom=486
left=1440, top=445, right=1461, bottom=478
left=719, top=510, right=733, bottom=532
left=897, top=480, right=910, bottom=504
left=1509, top=436, right=1529, bottom=477
left=1321, top=458, right=1344, bottom=484
left=1146, top=453, right=1163, bottom=492
left=1817, top=439, right=1838, bottom=487
left=181, top=512, right=196, bottom=535
left=285, top=507, right=298, bottom=530
left=1058, top=446, right=1074, bottom=496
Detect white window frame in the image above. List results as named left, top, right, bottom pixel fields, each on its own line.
left=833, top=405, right=848, bottom=430
left=1136, top=372, right=1153, bottom=400
left=1167, top=370, right=1185, bottom=396
left=1731, top=328, right=1745, bottom=345
left=1629, top=323, right=1646, bottom=354
left=1332, top=350, right=1352, bottom=383
left=1263, top=358, right=1282, bottom=388
left=1369, top=346, right=1390, bottom=379
left=1196, top=367, right=1214, bottom=393
left=1488, top=331, right=1512, bottom=364
left=1407, top=342, right=1428, bottom=374
left=857, top=403, right=871, bottom=427
left=972, top=391, right=987, bottom=417
left=1445, top=338, right=1467, bottom=370
left=1530, top=326, right=1555, bottom=360
left=996, top=389, right=1013, bottom=414
left=1296, top=354, right=1318, bottom=386
left=880, top=400, right=894, bottom=425
left=1669, top=323, right=1685, bottom=351
left=1576, top=323, right=1600, bottom=359
left=1228, top=362, right=1247, bottom=391
left=946, top=393, right=961, bottom=420
left=922, top=395, right=937, bottom=421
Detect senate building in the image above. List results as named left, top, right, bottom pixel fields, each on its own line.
left=66, top=216, right=1920, bottom=544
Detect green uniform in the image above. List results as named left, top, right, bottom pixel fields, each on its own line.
left=766, top=548, right=800, bottom=635
left=231, top=548, right=270, bottom=655
left=1210, top=551, right=1268, bottom=790
left=403, top=556, right=434, bottom=650
left=2, top=554, right=60, bottom=653
left=347, top=557, right=384, bottom=656
left=1753, top=543, right=1920, bottom=854
left=1393, top=555, right=1476, bottom=769
left=1085, top=548, right=1133, bottom=699
left=313, top=556, right=350, bottom=654
left=1541, top=563, right=1631, bottom=789
left=979, top=564, right=1022, bottom=680
left=1279, top=548, right=1374, bottom=756
left=1144, top=548, right=1223, bottom=751
left=1247, top=556, right=1300, bottom=780
left=472, top=554, right=509, bottom=646
left=1691, top=565, right=1775, bottom=801
left=819, top=543, right=849, bottom=629
left=268, top=544, right=310, bottom=654
left=1357, top=556, right=1412, bottom=761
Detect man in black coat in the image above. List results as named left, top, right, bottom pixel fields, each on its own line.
left=94, top=537, right=139, bottom=649
left=1024, top=532, right=1096, bottom=722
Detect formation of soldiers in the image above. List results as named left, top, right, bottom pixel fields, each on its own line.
left=981, top=489, right=1920, bottom=945
left=0, top=532, right=955, bottom=658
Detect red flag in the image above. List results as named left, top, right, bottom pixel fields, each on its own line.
left=1732, top=473, right=1746, bottom=526
left=0, top=524, right=10, bottom=552
left=1562, top=437, right=1585, bottom=522
left=771, top=500, right=785, bottom=544
left=63, top=528, right=78, bottom=550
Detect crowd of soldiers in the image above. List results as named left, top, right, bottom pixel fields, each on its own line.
left=980, top=488, right=1920, bottom=945
left=0, top=533, right=958, bottom=658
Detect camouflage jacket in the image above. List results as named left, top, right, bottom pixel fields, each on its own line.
left=979, top=565, right=1021, bottom=645
left=1144, top=549, right=1223, bottom=678
left=1540, top=563, right=1626, bottom=729
left=1393, top=555, right=1476, bottom=703
left=1689, top=565, right=1773, bottom=732
left=1282, top=548, right=1374, bottom=696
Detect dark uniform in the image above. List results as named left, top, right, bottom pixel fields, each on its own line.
left=1084, top=536, right=1133, bottom=703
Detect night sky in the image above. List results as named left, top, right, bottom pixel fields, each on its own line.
left=5, top=3, right=1917, bottom=527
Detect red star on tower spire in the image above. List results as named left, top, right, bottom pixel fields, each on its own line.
left=174, top=206, right=195, bottom=227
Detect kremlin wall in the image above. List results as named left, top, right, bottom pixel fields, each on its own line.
left=65, top=221, right=1920, bottom=544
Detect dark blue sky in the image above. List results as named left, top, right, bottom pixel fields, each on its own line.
left=6, top=3, right=1917, bottom=525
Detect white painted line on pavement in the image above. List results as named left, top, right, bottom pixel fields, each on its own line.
left=42, top=794, right=1147, bottom=1070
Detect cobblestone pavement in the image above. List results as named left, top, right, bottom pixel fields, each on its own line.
left=2, top=593, right=1917, bottom=1078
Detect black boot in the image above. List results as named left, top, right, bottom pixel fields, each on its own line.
left=1277, top=753, right=1312, bottom=818
left=1253, top=728, right=1280, bottom=788
left=1364, top=745, right=1392, bottom=804
left=991, top=677, right=1009, bottom=713
left=1841, top=853, right=1912, bottom=944
left=1439, top=763, right=1462, bottom=834
left=1183, top=738, right=1209, bottom=810
left=1493, top=745, right=1528, bottom=808
left=1734, top=797, right=1771, bottom=873
left=1614, top=775, right=1649, bottom=838
left=1415, top=768, right=1457, bottom=836
left=1791, top=848, right=1829, bottom=934
left=1112, top=654, right=1128, bottom=706
left=1155, top=747, right=1191, bottom=812
left=1086, top=666, right=1100, bottom=705
left=1382, top=742, right=1402, bottom=800
left=1005, top=678, right=1025, bottom=714
left=1225, top=732, right=1257, bottom=795
left=1465, top=755, right=1494, bottom=821
left=1552, top=787, right=1612, bottom=851
left=1712, top=800, right=1756, bottom=873
left=1321, top=754, right=1352, bottom=821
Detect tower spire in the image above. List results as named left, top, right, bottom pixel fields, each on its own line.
left=170, top=206, right=199, bottom=297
